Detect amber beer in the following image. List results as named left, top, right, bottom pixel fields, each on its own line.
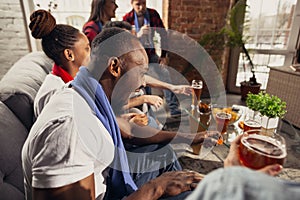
left=244, top=119, right=261, bottom=133
left=239, top=133, right=287, bottom=169
left=215, top=112, right=231, bottom=134
left=190, top=101, right=211, bottom=155
left=191, top=80, right=203, bottom=106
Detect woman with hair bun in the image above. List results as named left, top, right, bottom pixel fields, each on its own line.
left=29, top=9, right=90, bottom=117
left=30, top=9, right=90, bottom=82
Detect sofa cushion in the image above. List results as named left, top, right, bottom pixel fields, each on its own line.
left=0, top=101, right=28, bottom=199
left=0, top=51, right=53, bottom=130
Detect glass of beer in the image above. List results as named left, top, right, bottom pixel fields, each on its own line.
left=198, top=100, right=212, bottom=132
left=243, top=112, right=262, bottom=133
left=190, top=100, right=212, bottom=155
left=243, top=119, right=262, bottom=133
left=215, top=112, right=231, bottom=134
left=191, top=80, right=203, bottom=106
left=239, top=130, right=287, bottom=169
left=215, top=112, right=231, bottom=144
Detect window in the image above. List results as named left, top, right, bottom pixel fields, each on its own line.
left=227, top=0, right=300, bottom=92
left=66, top=15, right=85, bottom=30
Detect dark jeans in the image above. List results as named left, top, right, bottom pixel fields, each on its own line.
left=126, top=144, right=182, bottom=187
left=104, top=144, right=183, bottom=200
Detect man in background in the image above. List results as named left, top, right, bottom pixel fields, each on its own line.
left=123, top=0, right=182, bottom=117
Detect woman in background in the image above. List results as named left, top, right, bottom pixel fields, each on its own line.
left=83, top=0, right=118, bottom=44
left=29, top=9, right=90, bottom=117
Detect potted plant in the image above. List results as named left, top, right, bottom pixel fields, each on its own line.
left=246, top=92, right=287, bottom=131
left=199, top=0, right=261, bottom=100
left=225, top=0, right=262, bottom=100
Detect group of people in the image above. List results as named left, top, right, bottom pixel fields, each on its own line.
left=83, top=0, right=183, bottom=118
left=21, top=0, right=300, bottom=200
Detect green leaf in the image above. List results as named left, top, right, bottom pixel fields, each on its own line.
left=245, top=92, right=287, bottom=118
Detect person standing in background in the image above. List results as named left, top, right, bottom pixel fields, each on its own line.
left=83, top=0, right=118, bottom=44
left=123, top=0, right=183, bottom=117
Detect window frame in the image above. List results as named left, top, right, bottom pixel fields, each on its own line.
left=227, top=0, right=300, bottom=93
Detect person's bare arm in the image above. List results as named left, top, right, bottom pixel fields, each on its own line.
left=125, top=171, right=204, bottom=200
left=123, top=95, right=163, bottom=110
left=145, top=75, right=192, bottom=95
left=33, top=173, right=95, bottom=200
left=116, top=116, right=218, bottom=145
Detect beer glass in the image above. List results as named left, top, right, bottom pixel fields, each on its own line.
left=191, top=80, right=203, bottom=107
left=215, top=112, right=231, bottom=134
left=239, top=130, right=287, bottom=169
left=243, top=112, right=262, bottom=133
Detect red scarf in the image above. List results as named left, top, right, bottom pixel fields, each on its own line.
left=52, top=63, right=74, bottom=83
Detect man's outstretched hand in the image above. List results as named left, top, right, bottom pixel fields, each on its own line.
left=125, top=170, right=204, bottom=200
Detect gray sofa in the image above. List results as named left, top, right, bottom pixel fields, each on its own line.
left=0, top=52, right=52, bottom=200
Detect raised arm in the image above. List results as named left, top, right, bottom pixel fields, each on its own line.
left=145, top=75, right=192, bottom=95
left=116, top=116, right=217, bottom=145
left=123, top=94, right=163, bottom=110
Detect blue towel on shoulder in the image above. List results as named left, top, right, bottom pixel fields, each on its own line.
left=72, top=67, right=137, bottom=197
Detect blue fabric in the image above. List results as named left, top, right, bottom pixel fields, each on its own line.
left=72, top=67, right=137, bottom=197
left=134, top=10, right=149, bottom=33
left=134, top=10, right=154, bottom=48
left=97, top=21, right=103, bottom=32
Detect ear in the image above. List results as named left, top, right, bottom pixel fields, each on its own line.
left=107, top=57, right=121, bottom=78
left=63, top=49, right=75, bottom=62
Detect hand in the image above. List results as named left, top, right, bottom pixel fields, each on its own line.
left=125, top=170, right=204, bottom=200
left=258, top=164, right=283, bottom=176
left=170, top=85, right=192, bottom=96
left=137, top=25, right=150, bottom=38
left=224, top=134, right=243, bottom=167
left=159, top=57, right=169, bottom=66
left=191, top=131, right=221, bottom=145
left=120, top=113, right=148, bottom=126
left=155, top=170, right=204, bottom=197
left=144, top=95, right=163, bottom=109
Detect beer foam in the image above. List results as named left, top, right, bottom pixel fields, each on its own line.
left=242, top=134, right=287, bottom=158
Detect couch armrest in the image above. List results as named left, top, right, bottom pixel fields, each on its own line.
left=0, top=101, right=28, bottom=199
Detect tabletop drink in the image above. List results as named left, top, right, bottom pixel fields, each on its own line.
left=198, top=101, right=211, bottom=132
left=190, top=101, right=211, bottom=155
left=239, top=131, right=287, bottom=169
left=191, top=80, right=203, bottom=106
left=244, top=119, right=262, bottom=133
left=215, top=112, right=232, bottom=134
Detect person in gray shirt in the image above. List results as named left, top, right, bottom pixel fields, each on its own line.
left=185, top=134, right=300, bottom=200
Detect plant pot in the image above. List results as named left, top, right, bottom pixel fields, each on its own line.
left=261, top=115, right=279, bottom=131
left=246, top=108, right=279, bottom=132
left=240, top=81, right=261, bottom=101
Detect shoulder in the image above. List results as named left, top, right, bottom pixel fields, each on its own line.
left=34, top=74, right=65, bottom=117
left=123, top=9, right=134, bottom=22
left=83, top=21, right=100, bottom=33
left=83, top=21, right=97, bottom=28
left=147, top=8, right=160, bottom=16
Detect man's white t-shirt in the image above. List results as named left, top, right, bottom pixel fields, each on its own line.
left=22, top=87, right=114, bottom=199
left=33, top=74, right=65, bottom=118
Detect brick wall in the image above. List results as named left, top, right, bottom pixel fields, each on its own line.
left=0, top=0, right=232, bottom=86
left=0, top=0, right=30, bottom=80
left=164, top=0, right=231, bottom=95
